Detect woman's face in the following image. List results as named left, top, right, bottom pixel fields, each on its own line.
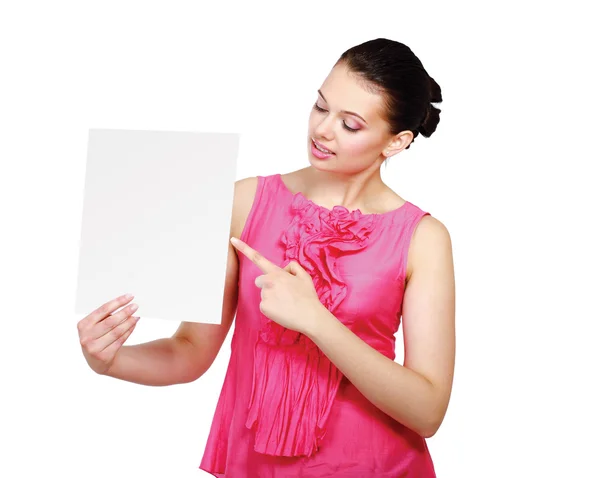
left=307, top=62, right=402, bottom=174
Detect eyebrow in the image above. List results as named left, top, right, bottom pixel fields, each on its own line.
left=317, top=90, right=368, bottom=124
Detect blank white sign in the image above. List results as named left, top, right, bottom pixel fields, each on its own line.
left=74, top=128, right=240, bottom=324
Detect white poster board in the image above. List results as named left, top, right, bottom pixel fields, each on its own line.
left=74, top=128, right=240, bottom=324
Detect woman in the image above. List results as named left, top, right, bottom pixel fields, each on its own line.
left=77, top=38, right=456, bottom=477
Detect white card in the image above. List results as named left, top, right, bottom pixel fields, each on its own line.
left=74, top=128, right=240, bottom=324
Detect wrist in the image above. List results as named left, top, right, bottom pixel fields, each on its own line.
left=101, top=346, right=128, bottom=377
left=303, top=302, right=331, bottom=340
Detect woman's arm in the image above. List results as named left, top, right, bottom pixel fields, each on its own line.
left=104, top=241, right=238, bottom=386
left=305, top=215, right=456, bottom=437
left=104, top=177, right=259, bottom=386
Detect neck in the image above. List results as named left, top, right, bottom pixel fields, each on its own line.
left=300, top=163, right=387, bottom=212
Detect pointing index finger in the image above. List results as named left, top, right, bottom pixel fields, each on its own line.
left=230, top=237, right=279, bottom=274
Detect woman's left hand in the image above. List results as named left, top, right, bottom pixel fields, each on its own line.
left=230, top=237, right=325, bottom=335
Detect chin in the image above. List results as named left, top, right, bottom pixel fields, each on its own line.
left=307, top=153, right=336, bottom=171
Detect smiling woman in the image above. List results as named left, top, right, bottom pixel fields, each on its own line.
left=77, top=37, right=454, bottom=478
left=196, top=39, right=454, bottom=477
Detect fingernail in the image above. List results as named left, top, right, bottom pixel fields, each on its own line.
left=125, top=293, right=134, bottom=299
left=230, top=237, right=239, bottom=245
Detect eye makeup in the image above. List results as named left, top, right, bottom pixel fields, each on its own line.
left=312, top=103, right=360, bottom=133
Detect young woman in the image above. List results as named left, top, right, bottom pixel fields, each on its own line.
left=77, top=38, right=456, bottom=477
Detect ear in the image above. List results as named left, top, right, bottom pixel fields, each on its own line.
left=383, top=130, right=414, bottom=157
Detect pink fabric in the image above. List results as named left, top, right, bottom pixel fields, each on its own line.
left=200, top=174, right=436, bottom=477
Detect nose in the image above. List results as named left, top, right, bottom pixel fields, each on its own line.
left=313, top=113, right=335, bottom=141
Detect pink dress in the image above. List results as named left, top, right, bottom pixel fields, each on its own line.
left=200, top=174, right=436, bottom=477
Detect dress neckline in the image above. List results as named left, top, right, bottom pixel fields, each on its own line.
left=275, top=173, right=410, bottom=218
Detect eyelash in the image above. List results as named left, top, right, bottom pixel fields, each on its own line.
left=313, top=103, right=359, bottom=133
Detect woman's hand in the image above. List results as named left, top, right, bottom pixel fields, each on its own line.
left=77, top=294, right=141, bottom=375
left=230, top=237, right=325, bottom=335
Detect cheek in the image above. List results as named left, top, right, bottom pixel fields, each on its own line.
left=339, top=137, right=378, bottom=158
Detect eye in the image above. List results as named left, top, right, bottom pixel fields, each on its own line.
left=312, top=103, right=360, bottom=133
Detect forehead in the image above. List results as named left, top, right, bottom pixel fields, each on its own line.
left=319, top=63, right=386, bottom=121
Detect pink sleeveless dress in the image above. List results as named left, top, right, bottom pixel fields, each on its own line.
left=200, top=174, right=436, bottom=477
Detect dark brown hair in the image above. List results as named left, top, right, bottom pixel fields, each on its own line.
left=336, top=38, right=442, bottom=149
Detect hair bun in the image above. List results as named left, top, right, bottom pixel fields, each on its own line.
left=428, top=75, right=442, bottom=103
left=418, top=75, right=442, bottom=137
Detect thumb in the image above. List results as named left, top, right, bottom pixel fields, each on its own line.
left=284, top=260, right=308, bottom=277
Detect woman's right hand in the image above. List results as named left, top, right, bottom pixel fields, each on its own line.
left=77, top=293, right=141, bottom=375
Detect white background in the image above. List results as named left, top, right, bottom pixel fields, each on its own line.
left=1, top=1, right=598, bottom=477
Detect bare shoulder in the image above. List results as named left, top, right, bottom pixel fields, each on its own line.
left=230, top=176, right=259, bottom=239
left=401, top=213, right=455, bottom=436
left=406, top=215, right=453, bottom=282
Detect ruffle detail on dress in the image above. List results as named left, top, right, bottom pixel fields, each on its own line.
left=246, top=192, right=378, bottom=457
left=245, top=340, right=343, bottom=457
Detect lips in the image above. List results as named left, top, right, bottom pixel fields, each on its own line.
left=312, top=138, right=335, bottom=155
